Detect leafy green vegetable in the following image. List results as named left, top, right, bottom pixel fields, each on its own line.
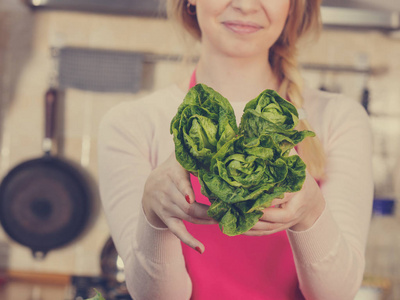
left=239, top=89, right=315, bottom=155
left=170, top=83, right=238, bottom=175
left=171, top=84, right=315, bottom=236
left=85, top=289, right=106, bottom=300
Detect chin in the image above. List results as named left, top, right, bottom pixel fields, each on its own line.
left=221, top=40, right=272, bottom=59
left=224, top=48, right=267, bottom=59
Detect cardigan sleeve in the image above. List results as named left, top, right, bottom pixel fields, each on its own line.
left=97, top=101, right=192, bottom=300
left=287, top=96, right=374, bottom=300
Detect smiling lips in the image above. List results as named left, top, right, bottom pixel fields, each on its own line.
left=222, top=21, right=263, bottom=34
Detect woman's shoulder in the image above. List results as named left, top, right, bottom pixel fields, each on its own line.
left=302, top=87, right=371, bottom=144
left=303, top=87, right=368, bottom=123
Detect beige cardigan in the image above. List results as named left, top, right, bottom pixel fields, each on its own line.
left=98, top=84, right=373, bottom=300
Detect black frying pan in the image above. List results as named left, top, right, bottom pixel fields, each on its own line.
left=0, top=88, right=92, bottom=258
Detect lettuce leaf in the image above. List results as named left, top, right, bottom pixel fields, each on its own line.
left=239, top=89, right=315, bottom=155
left=170, top=84, right=238, bottom=174
left=198, top=138, right=307, bottom=235
left=85, top=289, right=106, bottom=300
left=171, top=84, right=314, bottom=236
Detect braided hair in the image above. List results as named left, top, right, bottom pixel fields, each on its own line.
left=271, top=0, right=325, bottom=179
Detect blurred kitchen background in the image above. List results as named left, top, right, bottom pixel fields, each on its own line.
left=0, top=0, right=399, bottom=299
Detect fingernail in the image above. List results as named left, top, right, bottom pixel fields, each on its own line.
left=185, top=194, right=191, bottom=204
left=195, top=246, right=203, bottom=254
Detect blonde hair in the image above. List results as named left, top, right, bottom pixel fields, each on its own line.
left=167, top=0, right=326, bottom=179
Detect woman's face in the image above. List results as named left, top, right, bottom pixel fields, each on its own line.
left=188, top=0, right=290, bottom=58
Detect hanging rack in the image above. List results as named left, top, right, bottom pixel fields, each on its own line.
left=142, top=53, right=199, bottom=64
left=300, top=63, right=387, bottom=76
left=142, top=53, right=387, bottom=76
left=50, top=47, right=387, bottom=76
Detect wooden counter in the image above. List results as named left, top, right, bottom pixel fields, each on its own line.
left=0, top=271, right=71, bottom=300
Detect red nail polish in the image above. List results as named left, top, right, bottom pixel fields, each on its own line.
left=185, top=194, right=191, bottom=204
left=195, top=246, right=202, bottom=254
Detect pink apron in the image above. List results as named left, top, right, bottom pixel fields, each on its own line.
left=180, top=71, right=304, bottom=300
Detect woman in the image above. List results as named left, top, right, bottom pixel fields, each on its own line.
left=98, top=0, right=373, bottom=299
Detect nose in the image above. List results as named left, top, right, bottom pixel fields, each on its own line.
left=231, top=0, right=260, bottom=14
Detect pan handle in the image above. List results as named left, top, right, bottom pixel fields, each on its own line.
left=43, top=88, right=58, bottom=155
left=32, top=250, right=47, bottom=260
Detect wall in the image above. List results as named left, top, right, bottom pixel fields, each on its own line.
left=0, top=7, right=195, bottom=276
left=299, top=30, right=400, bottom=200
left=0, top=3, right=399, bottom=292
left=300, top=29, right=400, bottom=299
left=301, top=30, right=400, bottom=299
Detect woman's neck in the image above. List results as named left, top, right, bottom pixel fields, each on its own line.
left=195, top=51, right=279, bottom=103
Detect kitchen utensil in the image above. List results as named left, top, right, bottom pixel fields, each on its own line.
left=56, top=46, right=144, bottom=167
left=58, top=47, right=143, bottom=93
left=319, top=71, right=328, bottom=91
left=100, top=237, right=125, bottom=284
left=357, top=53, right=370, bottom=114
left=99, top=237, right=132, bottom=299
left=361, top=86, right=370, bottom=114
left=26, top=0, right=166, bottom=18
left=0, top=88, right=93, bottom=258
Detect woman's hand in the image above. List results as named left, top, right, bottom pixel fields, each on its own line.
left=142, top=153, right=216, bottom=253
left=243, top=169, right=326, bottom=237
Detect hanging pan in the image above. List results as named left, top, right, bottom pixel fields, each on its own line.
left=0, top=88, right=92, bottom=259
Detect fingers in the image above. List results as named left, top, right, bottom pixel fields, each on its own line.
left=243, top=202, right=297, bottom=236
left=245, top=216, right=288, bottom=234
left=147, top=153, right=216, bottom=253
left=250, top=219, right=284, bottom=231
left=243, top=219, right=290, bottom=236
left=185, top=201, right=214, bottom=220
left=270, top=197, right=287, bottom=207
left=167, top=186, right=214, bottom=222
left=270, top=192, right=294, bottom=207
left=173, top=170, right=196, bottom=205
left=260, top=207, right=290, bottom=223
left=175, top=199, right=217, bottom=225
left=160, top=159, right=211, bottom=222
left=168, top=155, right=196, bottom=204
left=166, top=218, right=205, bottom=254
left=244, top=228, right=284, bottom=236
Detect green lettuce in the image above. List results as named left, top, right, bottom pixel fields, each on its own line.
left=170, top=84, right=238, bottom=174
left=170, top=84, right=314, bottom=236
left=85, top=289, right=106, bottom=300
left=239, top=89, right=315, bottom=155
left=199, top=135, right=307, bottom=235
